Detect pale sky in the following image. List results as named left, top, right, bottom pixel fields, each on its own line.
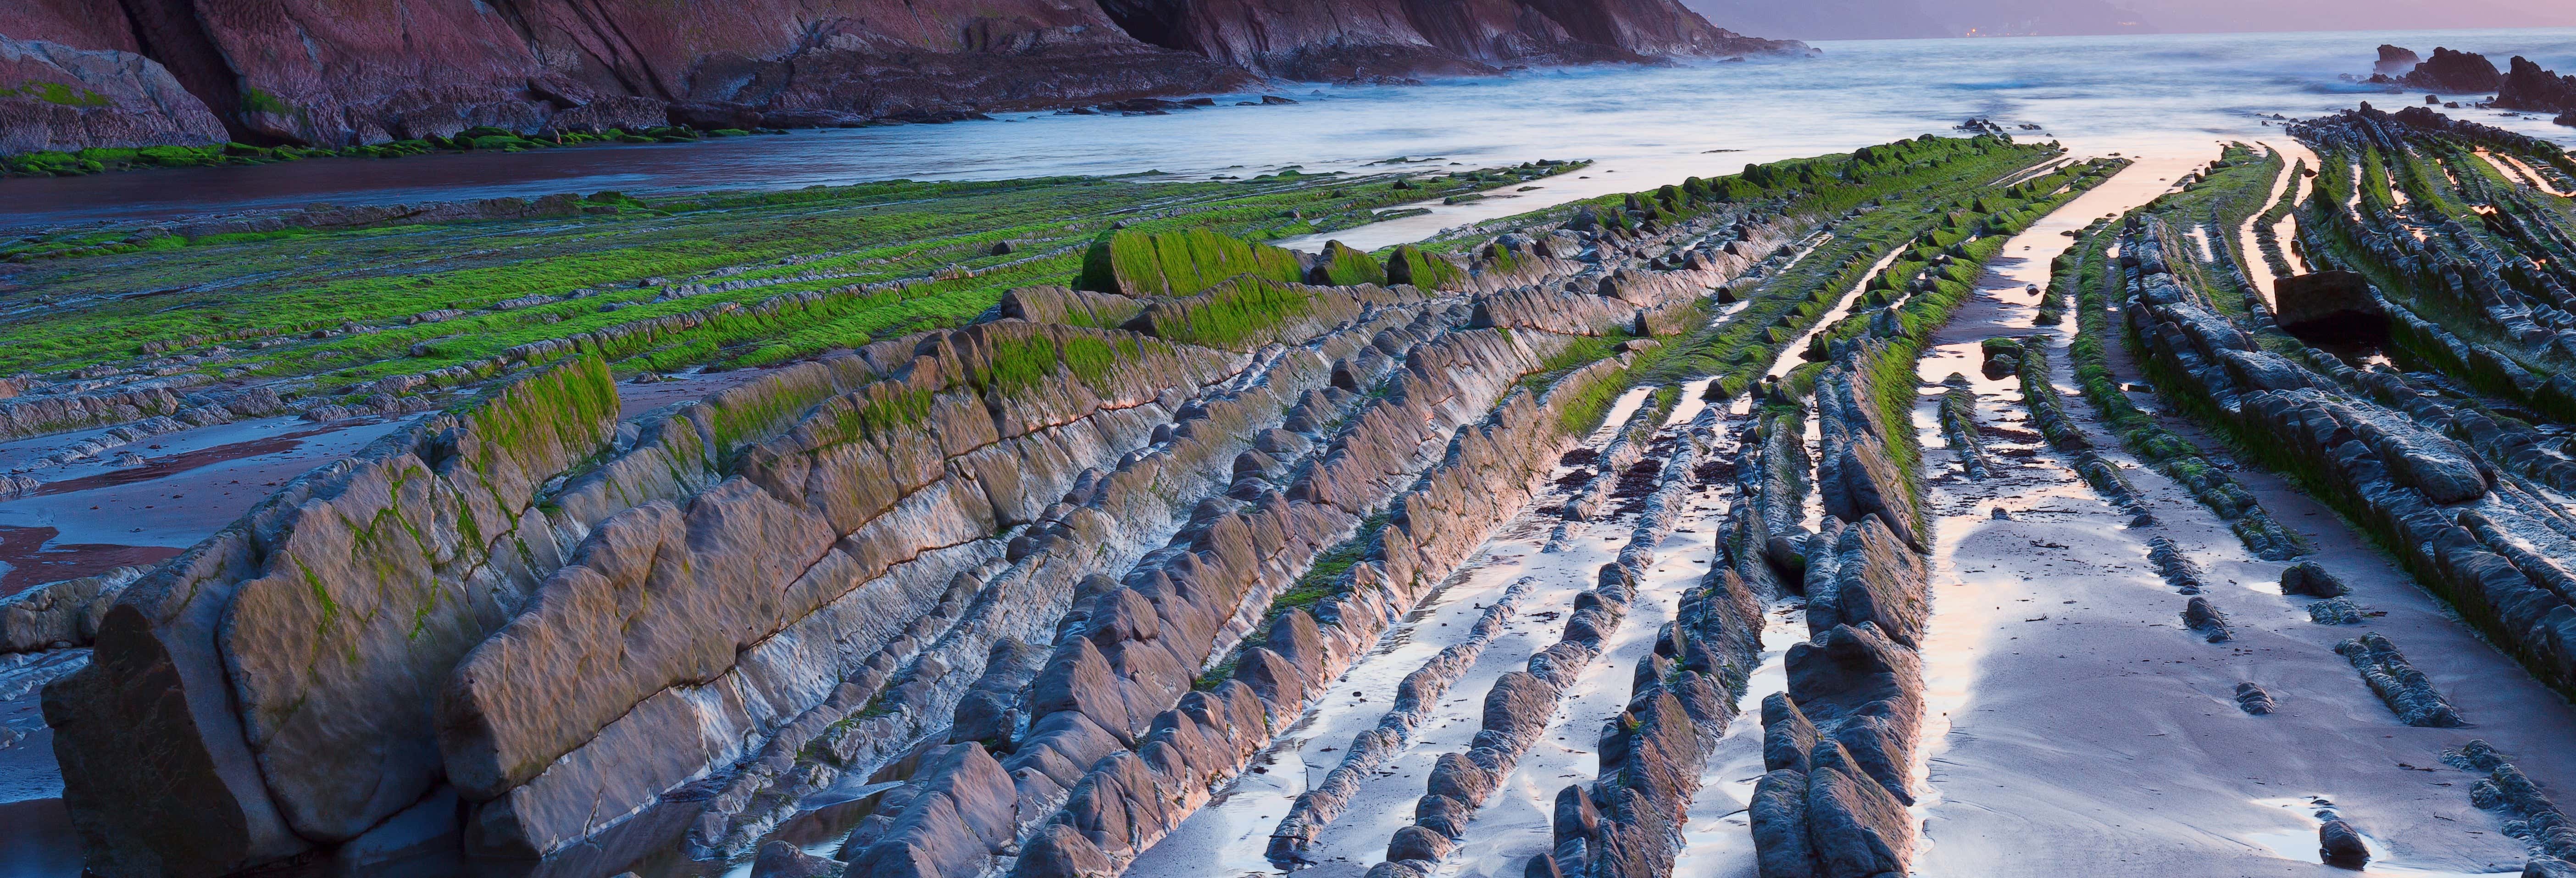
left=2105, top=0, right=2574, bottom=32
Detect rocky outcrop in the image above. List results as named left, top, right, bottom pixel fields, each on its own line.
left=2375, top=44, right=2421, bottom=77
left=1936, top=373, right=1991, bottom=479
left=35, top=152, right=1781, bottom=878
left=2397, top=47, right=2502, bottom=94
left=2498, top=56, right=2576, bottom=116
left=45, top=358, right=624, bottom=878
left=1004, top=336, right=1654, bottom=877
left=2116, top=214, right=2576, bottom=700
left=1746, top=347, right=1929, bottom=878
left=0, top=35, right=228, bottom=154
left=0, top=0, right=1799, bottom=154
left=1546, top=566, right=1762, bottom=878
left=1266, top=580, right=1531, bottom=867
left=1371, top=413, right=1730, bottom=878
left=0, top=566, right=147, bottom=652
left=2442, top=739, right=2574, bottom=872
left=1814, top=343, right=1921, bottom=551
left=1718, top=406, right=1810, bottom=598
left=2335, top=633, right=2463, bottom=727
left=0, top=375, right=203, bottom=441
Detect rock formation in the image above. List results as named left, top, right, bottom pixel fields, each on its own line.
left=2394, top=47, right=2503, bottom=94
left=2374, top=44, right=2421, bottom=77
left=2115, top=201, right=2576, bottom=701
left=2498, top=56, right=2576, bottom=117
left=33, top=168, right=1795, bottom=878
left=0, top=0, right=1801, bottom=154
left=1744, top=346, right=1931, bottom=878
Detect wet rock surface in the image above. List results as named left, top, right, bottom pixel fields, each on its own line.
left=20, top=164, right=1792, bottom=878
left=39, top=128, right=2576, bottom=878
left=1747, top=348, right=1929, bottom=878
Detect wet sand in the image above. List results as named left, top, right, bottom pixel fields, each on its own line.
left=1901, top=159, right=2576, bottom=877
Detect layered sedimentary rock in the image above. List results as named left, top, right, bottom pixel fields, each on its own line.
left=41, top=186, right=1775, bottom=878
left=0, top=0, right=1798, bottom=153
left=1542, top=413, right=1764, bottom=878
left=1345, top=408, right=1734, bottom=878
left=1746, top=347, right=1930, bottom=878
left=2114, top=215, right=2576, bottom=699
left=1266, top=580, right=1532, bottom=866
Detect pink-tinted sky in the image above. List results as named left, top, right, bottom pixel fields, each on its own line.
left=2124, top=0, right=2576, bottom=32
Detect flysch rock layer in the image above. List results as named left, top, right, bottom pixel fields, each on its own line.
left=38, top=181, right=1779, bottom=878
left=2117, top=216, right=2576, bottom=699
left=839, top=204, right=1802, bottom=878
left=1511, top=403, right=1762, bottom=878
left=1744, top=346, right=1931, bottom=878
left=1353, top=409, right=1737, bottom=878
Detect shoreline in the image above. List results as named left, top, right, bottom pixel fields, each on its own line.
left=7, top=30, right=2571, bottom=237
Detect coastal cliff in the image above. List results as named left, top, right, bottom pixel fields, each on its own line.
left=0, top=0, right=1799, bottom=155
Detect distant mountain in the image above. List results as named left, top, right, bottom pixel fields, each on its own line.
left=1682, top=0, right=2153, bottom=40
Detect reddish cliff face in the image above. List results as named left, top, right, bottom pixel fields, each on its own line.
left=0, top=0, right=1797, bottom=153
left=1099, top=0, right=1795, bottom=81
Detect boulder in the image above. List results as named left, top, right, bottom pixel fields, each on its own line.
left=2234, top=682, right=2276, bottom=715
left=2271, top=272, right=2387, bottom=345
left=2183, top=596, right=2232, bottom=642
left=1388, top=825, right=1455, bottom=862
left=2280, top=561, right=2349, bottom=597
left=2320, top=819, right=2370, bottom=868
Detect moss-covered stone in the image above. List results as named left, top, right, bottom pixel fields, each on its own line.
left=1077, top=228, right=1305, bottom=297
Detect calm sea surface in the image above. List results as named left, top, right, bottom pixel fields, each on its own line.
left=5, top=27, right=2576, bottom=246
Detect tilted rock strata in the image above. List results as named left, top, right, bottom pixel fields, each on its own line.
left=47, top=357, right=624, bottom=876
left=1548, top=556, right=1763, bottom=877
left=999, top=338, right=1655, bottom=877
left=1936, top=374, right=1993, bottom=480
left=1747, top=349, right=1930, bottom=878
left=40, top=150, right=1775, bottom=877
left=2114, top=217, right=2576, bottom=699
left=1367, top=412, right=1720, bottom=876
left=1266, top=579, right=1533, bottom=866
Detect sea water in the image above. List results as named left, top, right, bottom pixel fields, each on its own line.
left=4, top=28, right=2575, bottom=239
